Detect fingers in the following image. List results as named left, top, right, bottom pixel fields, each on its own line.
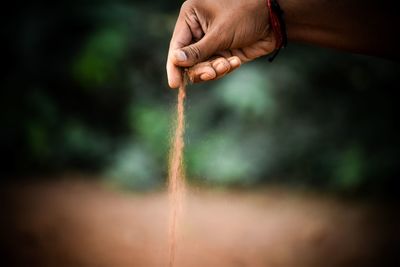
left=166, top=0, right=274, bottom=89
left=187, top=56, right=241, bottom=83
left=171, top=30, right=220, bottom=67
left=168, top=30, right=221, bottom=88
left=167, top=6, right=197, bottom=89
left=187, top=62, right=217, bottom=83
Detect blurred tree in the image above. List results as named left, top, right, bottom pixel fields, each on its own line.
left=1, top=0, right=399, bottom=196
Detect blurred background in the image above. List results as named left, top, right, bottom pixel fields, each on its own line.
left=1, top=0, right=400, bottom=266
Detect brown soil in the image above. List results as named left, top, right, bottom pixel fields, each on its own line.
left=1, top=177, right=399, bottom=267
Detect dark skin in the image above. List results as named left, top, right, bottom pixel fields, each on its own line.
left=166, top=0, right=399, bottom=89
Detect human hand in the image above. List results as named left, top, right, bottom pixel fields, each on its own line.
left=166, top=0, right=277, bottom=88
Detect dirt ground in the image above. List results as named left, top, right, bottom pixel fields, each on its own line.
left=1, top=176, right=399, bottom=267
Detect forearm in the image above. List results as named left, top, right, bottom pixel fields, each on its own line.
left=280, top=0, right=399, bottom=59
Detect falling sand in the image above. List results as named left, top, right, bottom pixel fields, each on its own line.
left=168, top=75, right=187, bottom=267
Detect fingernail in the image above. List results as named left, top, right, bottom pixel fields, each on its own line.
left=174, top=50, right=187, bottom=62
left=215, top=62, right=228, bottom=73
left=229, top=58, right=240, bottom=67
left=200, top=73, right=213, bottom=81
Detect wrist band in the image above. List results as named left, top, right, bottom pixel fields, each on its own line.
left=267, top=0, right=287, bottom=61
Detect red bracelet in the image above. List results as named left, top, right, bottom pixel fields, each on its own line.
left=267, top=0, right=287, bottom=61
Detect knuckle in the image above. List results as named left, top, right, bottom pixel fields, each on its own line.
left=187, top=45, right=201, bottom=61
left=180, top=1, right=191, bottom=12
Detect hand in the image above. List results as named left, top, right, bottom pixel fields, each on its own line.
left=166, top=0, right=277, bottom=88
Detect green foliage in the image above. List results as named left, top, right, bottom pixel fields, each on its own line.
left=333, top=145, right=364, bottom=189
left=131, top=104, right=170, bottom=155
left=2, top=0, right=400, bottom=195
left=106, top=144, right=162, bottom=190
left=215, top=67, right=275, bottom=117
left=73, top=28, right=128, bottom=87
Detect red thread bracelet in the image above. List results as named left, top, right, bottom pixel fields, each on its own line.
left=267, top=0, right=287, bottom=61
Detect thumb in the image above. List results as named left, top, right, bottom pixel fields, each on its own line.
left=172, top=32, right=220, bottom=67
